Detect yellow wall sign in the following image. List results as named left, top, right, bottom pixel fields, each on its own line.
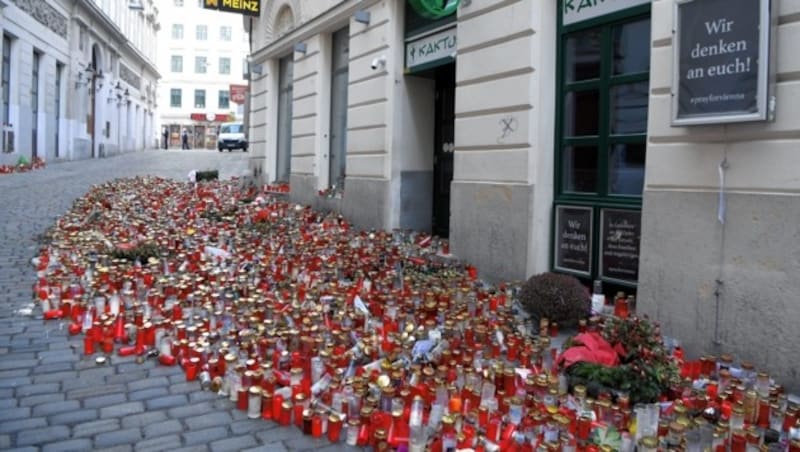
left=203, top=0, right=260, bottom=17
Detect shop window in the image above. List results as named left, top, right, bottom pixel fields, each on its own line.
left=32, top=51, right=40, bottom=157
left=2, top=35, right=11, bottom=131
left=554, top=10, right=650, bottom=287
left=55, top=63, right=63, bottom=158
left=79, top=26, right=87, bottom=51
left=276, top=54, right=293, bottom=182
left=329, top=26, right=349, bottom=189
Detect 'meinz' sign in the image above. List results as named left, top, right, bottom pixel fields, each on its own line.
left=203, top=0, right=260, bottom=17
left=673, top=0, right=771, bottom=125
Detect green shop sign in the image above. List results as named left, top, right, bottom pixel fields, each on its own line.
left=408, top=0, right=459, bottom=19
left=562, top=0, right=649, bottom=26
left=405, top=27, right=457, bottom=72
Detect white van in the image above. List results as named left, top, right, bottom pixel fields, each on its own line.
left=217, top=122, right=247, bottom=152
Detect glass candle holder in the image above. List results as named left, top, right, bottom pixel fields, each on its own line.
left=755, top=373, right=770, bottom=399
left=327, top=414, right=343, bottom=442
left=247, top=386, right=262, bottom=419
left=638, top=436, right=658, bottom=452
left=346, top=419, right=360, bottom=446
left=237, top=385, right=248, bottom=411
left=302, top=409, right=313, bottom=435
left=279, top=401, right=292, bottom=426
left=185, top=357, right=199, bottom=381
left=311, top=412, right=323, bottom=438
left=730, top=429, right=747, bottom=452
left=261, top=392, right=273, bottom=420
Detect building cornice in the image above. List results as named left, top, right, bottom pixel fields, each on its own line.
left=251, top=0, right=380, bottom=62
left=76, top=0, right=160, bottom=80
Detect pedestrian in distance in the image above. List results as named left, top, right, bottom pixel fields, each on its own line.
left=181, top=128, right=189, bottom=150
left=162, top=127, right=169, bottom=149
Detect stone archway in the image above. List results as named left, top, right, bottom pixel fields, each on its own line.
left=262, top=0, right=302, bottom=44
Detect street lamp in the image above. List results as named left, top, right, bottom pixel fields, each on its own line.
left=205, top=112, right=215, bottom=150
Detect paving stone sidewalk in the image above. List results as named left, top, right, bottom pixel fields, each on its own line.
left=0, top=149, right=360, bottom=451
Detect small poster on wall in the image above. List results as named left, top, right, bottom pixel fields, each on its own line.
left=600, top=209, right=641, bottom=285
left=554, top=205, right=593, bottom=277
left=672, top=0, right=771, bottom=125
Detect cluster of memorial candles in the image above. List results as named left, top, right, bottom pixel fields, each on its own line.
left=32, top=177, right=800, bottom=451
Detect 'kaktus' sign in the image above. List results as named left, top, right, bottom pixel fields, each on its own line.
left=672, top=0, right=771, bottom=125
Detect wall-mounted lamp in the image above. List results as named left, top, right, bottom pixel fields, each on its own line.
left=128, top=0, right=144, bottom=10
left=294, top=42, right=307, bottom=54
left=94, top=70, right=105, bottom=91
left=75, top=71, right=89, bottom=88
left=354, top=9, right=370, bottom=25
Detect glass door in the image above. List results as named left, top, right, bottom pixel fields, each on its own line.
left=432, top=64, right=455, bottom=238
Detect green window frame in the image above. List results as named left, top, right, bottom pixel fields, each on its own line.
left=553, top=4, right=651, bottom=288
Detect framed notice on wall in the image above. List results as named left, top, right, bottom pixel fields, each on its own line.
left=554, top=205, right=593, bottom=277
left=672, top=0, right=772, bottom=125
left=599, top=208, right=641, bottom=285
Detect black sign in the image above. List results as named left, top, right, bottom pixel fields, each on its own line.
left=674, top=0, right=768, bottom=124
left=203, top=0, right=260, bottom=17
left=600, top=209, right=640, bottom=284
left=554, top=206, right=592, bottom=276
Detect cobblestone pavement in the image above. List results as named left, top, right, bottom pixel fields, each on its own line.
left=0, top=149, right=360, bottom=451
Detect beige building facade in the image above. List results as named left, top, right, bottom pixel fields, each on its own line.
left=246, top=0, right=800, bottom=390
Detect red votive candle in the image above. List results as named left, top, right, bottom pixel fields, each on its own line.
left=328, top=414, right=342, bottom=442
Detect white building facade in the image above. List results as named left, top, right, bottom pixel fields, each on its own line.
left=0, top=0, right=160, bottom=163
left=156, top=0, right=249, bottom=150
left=248, top=0, right=800, bottom=391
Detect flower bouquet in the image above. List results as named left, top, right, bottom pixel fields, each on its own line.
left=560, top=315, right=680, bottom=404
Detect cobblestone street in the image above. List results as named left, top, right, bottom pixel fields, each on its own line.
left=0, top=150, right=355, bottom=451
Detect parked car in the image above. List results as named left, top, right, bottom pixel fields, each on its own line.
left=217, top=122, right=247, bottom=152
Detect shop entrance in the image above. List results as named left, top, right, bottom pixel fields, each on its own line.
left=553, top=6, right=651, bottom=294
left=432, top=63, right=455, bottom=238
